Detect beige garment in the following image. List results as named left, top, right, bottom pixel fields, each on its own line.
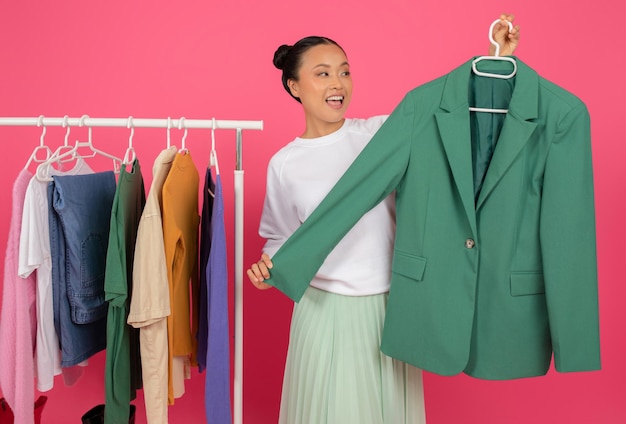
left=127, top=146, right=177, bottom=424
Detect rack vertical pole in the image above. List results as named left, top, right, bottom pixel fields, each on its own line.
left=234, top=128, right=244, bottom=424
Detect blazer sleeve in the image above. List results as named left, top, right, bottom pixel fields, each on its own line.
left=540, top=101, right=601, bottom=372
left=266, top=94, right=415, bottom=301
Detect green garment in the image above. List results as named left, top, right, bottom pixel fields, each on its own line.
left=267, top=58, right=601, bottom=380
left=104, top=159, right=146, bottom=423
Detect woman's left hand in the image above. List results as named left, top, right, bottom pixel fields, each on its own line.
left=246, top=253, right=274, bottom=290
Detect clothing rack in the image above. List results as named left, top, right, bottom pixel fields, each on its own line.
left=0, top=115, right=263, bottom=424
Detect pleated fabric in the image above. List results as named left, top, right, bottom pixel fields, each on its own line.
left=279, top=286, right=426, bottom=424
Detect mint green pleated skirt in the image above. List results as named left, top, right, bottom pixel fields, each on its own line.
left=279, top=286, right=426, bottom=424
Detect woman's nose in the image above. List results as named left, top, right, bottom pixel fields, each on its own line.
left=329, top=75, right=342, bottom=89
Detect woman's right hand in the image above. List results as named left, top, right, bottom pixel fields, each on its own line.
left=246, top=253, right=274, bottom=290
left=490, top=13, right=520, bottom=56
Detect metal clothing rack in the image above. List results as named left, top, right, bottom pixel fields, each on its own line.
left=0, top=115, right=263, bottom=424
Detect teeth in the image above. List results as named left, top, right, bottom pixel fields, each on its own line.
left=327, top=96, right=343, bottom=101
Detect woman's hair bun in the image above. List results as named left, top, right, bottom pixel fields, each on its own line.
left=273, top=44, right=292, bottom=70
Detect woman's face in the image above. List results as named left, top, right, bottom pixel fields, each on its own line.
left=288, top=43, right=353, bottom=138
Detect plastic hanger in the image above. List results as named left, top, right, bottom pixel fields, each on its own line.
left=472, top=18, right=517, bottom=79
left=122, top=116, right=137, bottom=165
left=53, top=115, right=78, bottom=163
left=210, top=117, right=220, bottom=175
left=469, top=19, right=517, bottom=114
left=24, top=115, right=53, bottom=170
left=34, top=116, right=74, bottom=177
left=73, top=115, right=123, bottom=170
left=36, top=115, right=122, bottom=181
left=178, top=116, right=188, bottom=154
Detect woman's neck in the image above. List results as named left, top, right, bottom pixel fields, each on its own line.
left=300, top=118, right=345, bottom=139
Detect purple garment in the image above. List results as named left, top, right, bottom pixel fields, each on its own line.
left=204, top=173, right=232, bottom=424
left=197, top=168, right=215, bottom=372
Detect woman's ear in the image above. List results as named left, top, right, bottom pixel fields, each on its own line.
left=288, top=79, right=299, bottom=98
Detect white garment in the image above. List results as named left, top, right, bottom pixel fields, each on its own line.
left=18, top=158, right=93, bottom=391
left=260, top=116, right=395, bottom=296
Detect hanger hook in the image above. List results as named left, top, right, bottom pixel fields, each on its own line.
left=37, top=115, right=46, bottom=147
left=210, top=117, right=217, bottom=167
left=123, top=115, right=137, bottom=165
left=127, top=116, right=134, bottom=148
left=488, top=18, right=513, bottom=57
left=167, top=116, right=172, bottom=148
left=211, top=117, right=217, bottom=151
left=79, top=114, right=92, bottom=144
left=62, top=115, right=71, bottom=146
left=178, top=117, right=187, bottom=150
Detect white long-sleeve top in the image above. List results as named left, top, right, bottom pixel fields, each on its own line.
left=259, top=116, right=396, bottom=296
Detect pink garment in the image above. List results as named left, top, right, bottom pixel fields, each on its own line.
left=0, top=169, right=38, bottom=424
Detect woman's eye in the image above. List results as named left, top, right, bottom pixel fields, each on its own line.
left=341, top=71, right=351, bottom=76
left=318, top=72, right=329, bottom=77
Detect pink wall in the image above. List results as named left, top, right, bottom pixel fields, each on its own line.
left=1, top=1, right=624, bottom=423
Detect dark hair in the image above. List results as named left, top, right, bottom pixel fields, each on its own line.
left=273, top=36, right=345, bottom=103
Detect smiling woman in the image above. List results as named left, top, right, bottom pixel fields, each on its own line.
left=253, top=36, right=426, bottom=424
left=276, top=37, right=353, bottom=138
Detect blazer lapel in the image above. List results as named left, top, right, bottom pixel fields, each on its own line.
left=436, top=60, right=478, bottom=236
left=476, top=60, right=539, bottom=210
left=436, top=110, right=477, bottom=236
left=436, top=58, right=540, bottom=223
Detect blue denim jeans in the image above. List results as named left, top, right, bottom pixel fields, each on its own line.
left=49, top=171, right=116, bottom=366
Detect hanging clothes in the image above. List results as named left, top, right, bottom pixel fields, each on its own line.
left=49, top=171, right=115, bottom=367
left=127, top=146, right=177, bottom=424
left=18, top=158, right=93, bottom=392
left=203, top=169, right=232, bottom=424
left=0, top=169, right=37, bottom=424
left=104, top=158, right=146, bottom=424
left=161, top=152, right=200, bottom=404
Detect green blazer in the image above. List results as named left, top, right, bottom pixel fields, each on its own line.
left=267, top=58, right=601, bottom=380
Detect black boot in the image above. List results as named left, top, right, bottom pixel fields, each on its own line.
left=34, top=396, right=47, bottom=424
left=82, top=404, right=136, bottom=424
left=129, top=404, right=136, bottom=424
left=81, top=404, right=105, bottom=424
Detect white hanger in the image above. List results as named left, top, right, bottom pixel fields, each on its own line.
left=34, top=115, right=74, bottom=176
left=122, top=116, right=137, bottom=165
left=470, top=19, right=517, bottom=114
left=472, top=18, right=517, bottom=79
left=53, top=115, right=77, bottom=164
left=24, top=115, right=53, bottom=169
left=36, top=115, right=122, bottom=181
left=210, top=117, right=220, bottom=175
left=178, top=116, right=188, bottom=154
left=74, top=115, right=123, bottom=170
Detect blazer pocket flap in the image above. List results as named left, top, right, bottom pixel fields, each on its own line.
left=392, top=251, right=427, bottom=281
left=510, top=272, right=545, bottom=296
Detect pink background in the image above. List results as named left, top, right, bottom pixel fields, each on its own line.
left=1, top=1, right=624, bottom=423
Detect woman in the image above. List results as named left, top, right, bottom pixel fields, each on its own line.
left=248, top=16, right=520, bottom=423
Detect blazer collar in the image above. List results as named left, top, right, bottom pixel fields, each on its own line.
left=440, top=56, right=539, bottom=121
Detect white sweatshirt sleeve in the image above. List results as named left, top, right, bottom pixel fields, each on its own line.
left=258, top=152, right=302, bottom=257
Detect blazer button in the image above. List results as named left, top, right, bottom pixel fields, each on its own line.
left=465, top=239, right=475, bottom=249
